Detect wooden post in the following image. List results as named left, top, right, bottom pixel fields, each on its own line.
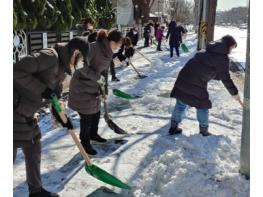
left=197, top=0, right=217, bottom=50
left=206, top=0, right=217, bottom=42
left=197, top=0, right=205, bottom=50
left=240, top=2, right=250, bottom=178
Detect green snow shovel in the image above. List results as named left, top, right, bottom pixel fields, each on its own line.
left=97, top=83, right=128, bottom=135
left=102, top=96, right=127, bottom=134
left=181, top=43, right=189, bottom=52
left=112, top=89, right=141, bottom=100
left=51, top=95, right=131, bottom=190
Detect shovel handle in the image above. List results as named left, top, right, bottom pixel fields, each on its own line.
left=51, top=95, right=92, bottom=165
left=103, top=99, right=109, bottom=118
left=135, top=49, right=152, bottom=63
left=58, top=111, right=92, bottom=165
left=68, top=129, right=92, bottom=165
left=238, top=98, right=244, bottom=108
left=129, top=59, right=142, bottom=77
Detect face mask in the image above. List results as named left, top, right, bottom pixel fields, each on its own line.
left=112, top=47, right=120, bottom=53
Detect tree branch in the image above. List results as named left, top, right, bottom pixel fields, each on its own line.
left=149, top=0, right=156, bottom=8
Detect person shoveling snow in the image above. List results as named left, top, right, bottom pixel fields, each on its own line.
left=169, top=35, right=243, bottom=136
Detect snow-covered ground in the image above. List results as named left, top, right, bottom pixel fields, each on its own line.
left=13, top=26, right=249, bottom=197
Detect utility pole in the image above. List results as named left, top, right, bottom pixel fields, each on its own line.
left=239, top=2, right=250, bottom=179
left=197, top=0, right=217, bottom=50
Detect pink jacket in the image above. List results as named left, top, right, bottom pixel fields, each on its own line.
left=156, top=29, right=164, bottom=42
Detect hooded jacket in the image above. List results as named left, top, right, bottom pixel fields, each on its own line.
left=166, top=21, right=185, bottom=47
left=170, top=39, right=238, bottom=109
left=13, top=44, right=71, bottom=143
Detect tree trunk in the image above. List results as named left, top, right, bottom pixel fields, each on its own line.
left=197, top=0, right=217, bottom=50
left=132, top=0, right=154, bottom=24
left=206, top=0, right=217, bottom=42
left=141, top=4, right=151, bottom=23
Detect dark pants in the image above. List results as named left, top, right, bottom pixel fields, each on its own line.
left=110, top=60, right=117, bottom=79
left=170, top=45, right=180, bottom=57
left=157, top=41, right=162, bottom=50
left=13, top=140, right=42, bottom=193
left=79, top=111, right=101, bottom=146
left=144, top=37, right=150, bottom=47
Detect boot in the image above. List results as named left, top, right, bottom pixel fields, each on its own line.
left=81, top=142, right=97, bottom=155
left=169, top=121, right=182, bottom=135
left=29, top=188, right=59, bottom=197
left=199, top=126, right=211, bottom=136
left=91, top=134, right=107, bottom=143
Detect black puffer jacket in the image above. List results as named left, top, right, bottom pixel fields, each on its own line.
left=166, top=21, right=183, bottom=47
left=126, top=30, right=138, bottom=46
left=170, top=39, right=238, bottom=109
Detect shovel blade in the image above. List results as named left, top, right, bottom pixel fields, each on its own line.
left=112, top=89, right=137, bottom=100
left=138, top=75, right=148, bottom=79
left=85, top=164, right=131, bottom=190
left=104, top=115, right=127, bottom=134
left=181, top=43, right=189, bottom=52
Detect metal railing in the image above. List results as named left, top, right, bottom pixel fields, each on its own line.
left=13, top=30, right=79, bottom=63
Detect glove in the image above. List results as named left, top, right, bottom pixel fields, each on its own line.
left=62, top=118, right=73, bottom=130
left=41, top=85, right=62, bottom=99
left=51, top=105, right=73, bottom=129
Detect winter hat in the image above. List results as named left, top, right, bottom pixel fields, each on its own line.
left=221, top=35, right=237, bottom=48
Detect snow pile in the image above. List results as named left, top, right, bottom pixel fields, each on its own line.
left=133, top=135, right=249, bottom=197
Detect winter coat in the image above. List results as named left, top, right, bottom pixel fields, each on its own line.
left=113, top=45, right=126, bottom=62
left=166, top=21, right=184, bottom=47
left=13, top=44, right=71, bottom=143
left=82, top=30, right=98, bottom=43
left=154, top=23, right=159, bottom=37
left=88, top=31, right=97, bottom=43
left=68, top=39, right=113, bottom=115
left=170, top=39, right=238, bottom=109
left=143, top=25, right=151, bottom=38
left=124, top=47, right=135, bottom=58
left=156, top=29, right=164, bottom=42
left=126, top=30, right=139, bottom=46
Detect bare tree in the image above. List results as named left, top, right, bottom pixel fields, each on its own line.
left=216, top=7, right=248, bottom=26
left=132, top=0, right=156, bottom=23
left=169, top=0, right=194, bottom=24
